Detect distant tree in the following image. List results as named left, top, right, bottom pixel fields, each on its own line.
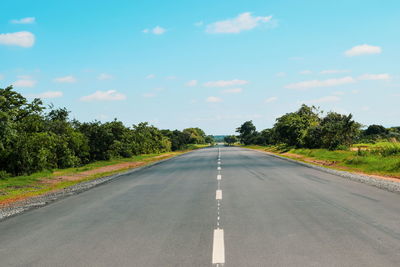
left=273, top=105, right=320, bottom=147
left=236, top=121, right=257, bottom=145
left=205, top=135, right=215, bottom=145
left=365, top=124, right=388, bottom=136
left=317, top=112, right=361, bottom=150
left=183, top=127, right=206, bottom=144
left=224, top=135, right=237, bottom=146
left=254, top=129, right=274, bottom=146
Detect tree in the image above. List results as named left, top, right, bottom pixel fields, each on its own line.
left=365, top=124, right=388, bottom=136
left=317, top=112, right=361, bottom=150
left=273, top=105, right=320, bottom=147
left=224, top=135, right=237, bottom=146
left=236, top=121, right=257, bottom=145
left=182, top=127, right=206, bottom=144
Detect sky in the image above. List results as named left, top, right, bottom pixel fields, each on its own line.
left=1, top=0, right=399, bottom=135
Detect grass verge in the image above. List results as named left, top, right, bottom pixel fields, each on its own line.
left=243, top=145, right=400, bottom=179
left=0, top=144, right=208, bottom=206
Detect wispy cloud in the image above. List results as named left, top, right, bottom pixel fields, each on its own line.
left=285, top=76, right=356, bottom=90
left=304, top=95, right=340, bottom=104
left=276, top=72, right=286, bottom=78
left=206, top=96, right=222, bottom=103
left=222, top=88, right=242, bottom=94
left=143, top=93, right=156, bottom=98
left=13, top=78, right=36, bottom=87
left=185, top=80, right=198, bottom=87
left=299, top=70, right=312, bottom=75
left=206, top=12, right=272, bottom=34
left=0, top=31, right=35, bottom=47
left=143, top=26, right=166, bottom=35
left=320, top=70, right=350, bottom=75
left=97, top=73, right=113, bottom=80
left=358, top=73, right=391, bottom=81
left=31, top=91, right=63, bottom=99
left=80, top=90, right=126, bottom=101
left=10, top=17, right=35, bottom=24
left=264, top=96, right=278, bottom=103
left=345, top=44, right=382, bottom=57
left=54, top=75, right=77, bottom=83
left=204, top=79, right=248, bottom=87
left=145, top=74, right=156, bottom=79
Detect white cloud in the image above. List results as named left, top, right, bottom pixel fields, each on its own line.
left=80, top=90, right=126, bottom=101
left=145, top=74, right=156, bottom=79
left=10, top=17, right=35, bottom=24
left=185, top=80, right=198, bottom=87
left=299, top=70, right=312, bottom=75
left=0, top=31, right=35, bottom=47
left=206, top=96, right=222, bottom=103
left=304, top=95, right=340, bottom=104
left=358, top=73, right=391, bottom=81
left=222, top=88, right=242, bottom=94
left=276, top=72, right=286, bottom=78
left=206, top=12, right=272, bottom=34
left=285, top=76, right=356, bottom=90
left=13, top=79, right=36, bottom=87
left=0, top=74, right=4, bottom=80
left=54, top=75, right=77, bottom=83
left=204, top=79, right=248, bottom=87
left=34, top=91, right=63, bottom=99
left=143, top=93, right=156, bottom=98
left=194, top=21, right=204, bottom=27
left=345, top=44, right=382, bottom=57
left=97, top=73, right=113, bottom=80
left=320, top=70, right=350, bottom=75
left=264, top=96, right=278, bottom=103
left=143, top=26, right=166, bottom=35
left=333, top=91, right=345, bottom=96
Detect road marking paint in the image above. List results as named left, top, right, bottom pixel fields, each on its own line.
left=218, top=161, right=221, bottom=165
left=217, top=167, right=221, bottom=170
left=216, top=190, right=222, bottom=200
left=212, top=229, right=225, bottom=264
left=217, top=174, right=221, bottom=180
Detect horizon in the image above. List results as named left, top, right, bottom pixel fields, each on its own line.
left=1, top=0, right=399, bottom=135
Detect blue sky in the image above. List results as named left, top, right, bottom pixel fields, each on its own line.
left=1, top=0, right=399, bottom=134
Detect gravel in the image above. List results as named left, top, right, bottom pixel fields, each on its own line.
left=0, top=154, right=184, bottom=221
left=250, top=148, right=400, bottom=194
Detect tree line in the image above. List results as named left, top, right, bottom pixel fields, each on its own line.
left=228, top=104, right=399, bottom=149
left=0, top=86, right=213, bottom=177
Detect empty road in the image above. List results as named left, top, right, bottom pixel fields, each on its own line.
left=1, top=146, right=400, bottom=266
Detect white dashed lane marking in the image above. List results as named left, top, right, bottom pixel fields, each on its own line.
left=216, top=190, right=222, bottom=200
left=212, top=229, right=225, bottom=264
left=217, top=174, right=221, bottom=180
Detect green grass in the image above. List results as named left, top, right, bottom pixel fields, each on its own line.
left=243, top=143, right=400, bottom=178
left=0, top=144, right=209, bottom=204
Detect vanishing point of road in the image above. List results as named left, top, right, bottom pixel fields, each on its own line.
left=1, top=146, right=400, bottom=266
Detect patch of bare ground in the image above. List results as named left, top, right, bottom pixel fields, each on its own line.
left=41, top=161, right=145, bottom=184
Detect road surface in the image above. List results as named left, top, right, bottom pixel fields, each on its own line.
left=1, top=146, right=400, bottom=266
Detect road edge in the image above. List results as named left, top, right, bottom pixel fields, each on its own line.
left=244, top=147, right=400, bottom=194
left=0, top=149, right=198, bottom=221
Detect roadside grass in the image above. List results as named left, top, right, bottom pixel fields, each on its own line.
left=0, top=144, right=208, bottom=205
left=243, top=143, right=400, bottom=178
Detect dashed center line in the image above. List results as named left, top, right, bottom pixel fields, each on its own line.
left=217, top=174, right=221, bottom=180
left=212, top=229, right=225, bottom=265
left=217, top=167, right=221, bottom=170
left=216, top=190, right=222, bottom=200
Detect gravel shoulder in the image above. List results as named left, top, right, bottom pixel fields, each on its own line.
left=0, top=152, right=189, bottom=221
left=246, top=147, right=400, bottom=194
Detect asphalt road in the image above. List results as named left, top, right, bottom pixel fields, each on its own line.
left=1, top=146, right=400, bottom=266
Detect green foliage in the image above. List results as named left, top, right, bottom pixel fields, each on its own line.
left=224, top=135, right=237, bottom=145
left=273, top=105, right=320, bottom=147
left=182, top=127, right=206, bottom=144
left=0, top=86, right=208, bottom=177
left=236, top=121, right=257, bottom=145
